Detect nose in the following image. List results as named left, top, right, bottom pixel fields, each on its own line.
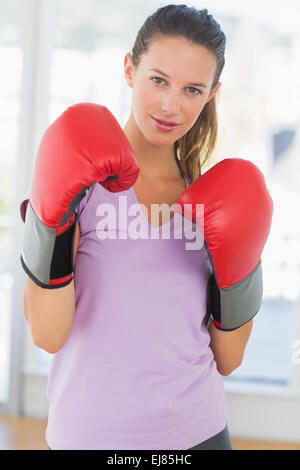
left=161, top=90, right=181, bottom=116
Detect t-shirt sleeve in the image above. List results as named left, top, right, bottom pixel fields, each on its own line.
left=19, top=186, right=30, bottom=223
left=74, top=186, right=90, bottom=221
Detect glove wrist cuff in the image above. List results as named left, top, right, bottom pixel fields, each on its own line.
left=208, top=260, right=263, bottom=331
left=21, top=201, right=77, bottom=289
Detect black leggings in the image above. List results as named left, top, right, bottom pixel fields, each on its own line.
left=47, top=424, right=233, bottom=450
left=187, top=424, right=233, bottom=450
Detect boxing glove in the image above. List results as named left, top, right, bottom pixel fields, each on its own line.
left=20, top=102, right=140, bottom=289
left=175, top=158, right=273, bottom=331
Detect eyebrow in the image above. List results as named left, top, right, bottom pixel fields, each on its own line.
left=149, top=68, right=207, bottom=88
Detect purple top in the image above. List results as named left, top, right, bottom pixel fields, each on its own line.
left=43, top=176, right=228, bottom=450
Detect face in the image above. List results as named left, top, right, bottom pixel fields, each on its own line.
left=124, top=36, right=221, bottom=146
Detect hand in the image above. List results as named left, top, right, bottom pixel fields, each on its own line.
left=176, top=158, right=273, bottom=331
left=20, top=103, right=140, bottom=289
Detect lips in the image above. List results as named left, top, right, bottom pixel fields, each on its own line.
left=154, top=117, right=178, bottom=126
left=151, top=115, right=178, bottom=127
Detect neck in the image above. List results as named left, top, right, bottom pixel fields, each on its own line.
left=123, top=112, right=182, bottom=180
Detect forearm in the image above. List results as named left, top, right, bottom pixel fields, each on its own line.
left=207, top=316, right=253, bottom=376
left=23, top=276, right=76, bottom=353
left=22, top=223, right=81, bottom=354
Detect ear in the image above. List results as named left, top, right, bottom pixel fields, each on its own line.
left=206, top=82, right=221, bottom=104
left=124, top=52, right=135, bottom=89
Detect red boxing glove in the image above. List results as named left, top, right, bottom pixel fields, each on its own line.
left=176, top=158, right=273, bottom=331
left=20, top=103, right=140, bottom=289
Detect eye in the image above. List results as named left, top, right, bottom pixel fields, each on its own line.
left=187, top=87, right=202, bottom=96
left=151, top=76, right=165, bottom=85
left=151, top=77, right=202, bottom=95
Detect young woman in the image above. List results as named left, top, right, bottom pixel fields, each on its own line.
left=21, top=5, right=258, bottom=450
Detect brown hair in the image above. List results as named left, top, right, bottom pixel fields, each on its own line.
left=130, top=4, right=226, bottom=182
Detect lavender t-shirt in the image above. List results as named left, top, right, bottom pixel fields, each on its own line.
left=44, top=176, right=228, bottom=450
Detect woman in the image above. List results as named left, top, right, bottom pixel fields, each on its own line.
left=22, top=5, right=256, bottom=450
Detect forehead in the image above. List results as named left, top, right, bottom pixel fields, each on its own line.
left=141, top=36, right=216, bottom=81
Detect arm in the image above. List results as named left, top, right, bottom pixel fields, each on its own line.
left=23, top=222, right=80, bottom=354
left=21, top=103, right=140, bottom=350
left=207, top=316, right=253, bottom=376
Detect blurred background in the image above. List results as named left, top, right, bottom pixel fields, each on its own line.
left=1, top=0, right=300, bottom=450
